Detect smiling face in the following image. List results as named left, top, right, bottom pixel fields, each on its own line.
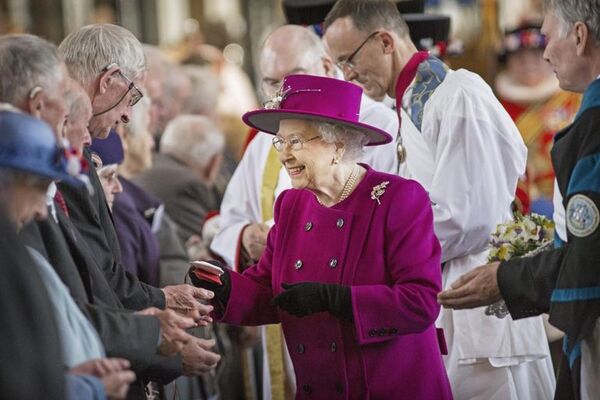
left=324, top=17, right=394, bottom=101
left=541, top=10, right=587, bottom=92
left=276, top=119, right=337, bottom=192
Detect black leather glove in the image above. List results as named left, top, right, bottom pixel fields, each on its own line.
left=187, top=260, right=231, bottom=309
left=272, top=282, right=353, bottom=321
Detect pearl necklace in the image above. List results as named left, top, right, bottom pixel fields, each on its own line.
left=317, top=165, right=360, bottom=206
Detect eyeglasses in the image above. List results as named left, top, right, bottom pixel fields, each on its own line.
left=114, top=69, right=143, bottom=107
left=272, top=135, right=321, bottom=152
left=335, top=31, right=380, bottom=71
left=103, top=63, right=143, bottom=107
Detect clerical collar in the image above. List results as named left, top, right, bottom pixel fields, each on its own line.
left=394, top=51, right=429, bottom=112
left=576, top=77, right=600, bottom=120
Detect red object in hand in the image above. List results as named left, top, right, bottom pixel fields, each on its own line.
left=191, top=268, right=222, bottom=285
left=189, top=261, right=224, bottom=286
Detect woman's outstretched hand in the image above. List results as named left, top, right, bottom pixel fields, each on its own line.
left=272, top=282, right=352, bottom=321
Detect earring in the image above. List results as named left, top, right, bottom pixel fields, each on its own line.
left=332, top=156, right=339, bottom=165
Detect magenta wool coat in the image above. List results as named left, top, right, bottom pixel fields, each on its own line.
left=218, top=165, right=453, bottom=399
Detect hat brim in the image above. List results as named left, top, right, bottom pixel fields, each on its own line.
left=3, top=163, right=84, bottom=187
left=242, top=109, right=393, bottom=146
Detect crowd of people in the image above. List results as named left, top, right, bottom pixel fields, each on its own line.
left=0, top=0, right=599, bottom=399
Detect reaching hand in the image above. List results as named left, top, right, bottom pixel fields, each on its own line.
left=437, top=262, right=502, bottom=309
left=272, top=282, right=352, bottom=320
left=70, top=358, right=135, bottom=400
left=242, top=223, right=269, bottom=262
left=162, top=284, right=214, bottom=325
left=137, top=307, right=195, bottom=356
left=70, top=358, right=130, bottom=377
left=101, top=370, right=136, bottom=400
left=181, top=336, right=221, bottom=376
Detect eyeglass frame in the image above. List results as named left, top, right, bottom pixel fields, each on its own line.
left=335, top=31, right=380, bottom=72
left=272, top=134, right=321, bottom=152
left=101, top=63, right=144, bottom=108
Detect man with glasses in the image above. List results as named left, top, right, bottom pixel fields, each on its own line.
left=324, top=1, right=554, bottom=399
left=55, top=24, right=223, bottom=396
left=59, top=25, right=144, bottom=140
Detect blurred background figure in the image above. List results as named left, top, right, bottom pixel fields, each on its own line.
left=495, top=23, right=580, bottom=217
left=134, top=114, right=225, bottom=247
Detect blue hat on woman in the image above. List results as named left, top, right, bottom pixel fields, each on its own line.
left=0, top=111, right=79, bottom=183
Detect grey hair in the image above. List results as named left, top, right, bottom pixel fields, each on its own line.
left=160, top=115, right=225, bottom=169
left=545, top=0, right=600, bottom=43
left=64, top=79, right=89, bottom=116
left=0, top=34, right=62, bottom=106
left=122, top=96, right=151, bottom=137
left=310, top=121, right=368, bottom=162
left=324, top=0, right=410, bottom=39
left=59, top=24, right=146, bottom=86
left=182, top=65, right=220, bottom=116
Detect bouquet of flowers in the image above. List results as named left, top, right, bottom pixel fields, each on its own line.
left=485, top=212, right=554, bottom=318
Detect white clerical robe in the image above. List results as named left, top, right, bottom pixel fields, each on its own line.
left=398, top=68, right=555, bottom=399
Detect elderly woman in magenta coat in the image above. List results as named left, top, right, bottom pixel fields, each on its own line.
left=191, top=74, right=452, bottom=399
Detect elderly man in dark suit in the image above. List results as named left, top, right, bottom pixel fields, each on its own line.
left=0, top=32, right=221, bottom=398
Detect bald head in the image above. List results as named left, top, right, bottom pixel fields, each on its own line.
left=260, top=25, right=334, bottom=99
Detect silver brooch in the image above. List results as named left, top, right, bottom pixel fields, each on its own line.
left=371, top=181, right=390, bottom=205
left=263, top=85, right=291, bottom=110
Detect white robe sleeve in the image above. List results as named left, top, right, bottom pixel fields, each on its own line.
left=210, top=135, right=268, bottom=267
left=422, top=70, right=527, bottom=263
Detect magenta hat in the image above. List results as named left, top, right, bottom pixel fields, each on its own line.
left=242, top=74, right=392, bottom=146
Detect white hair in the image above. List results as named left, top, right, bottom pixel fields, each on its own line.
left=0, top=34, right=62, bottom=105
left=182, top=65, right=220, bottom=116
left=310, top=121, right=368, bottom=162
left=64, top=79, right=89, bottom=116
left=160, top=115, right=225, bottom=169
left=59, top=24, right=146, bottom=86
left=546, top=0, right=600, bottom=43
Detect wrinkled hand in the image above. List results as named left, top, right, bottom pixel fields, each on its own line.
left=70, top=358, right=130, bottom=377
left=137, top=307, right=195, bottom=356
left=70, top=358, right=136, bottom=400
left=181, top=336, right=221, bottom=376
left=101, top=370, right=136, bottom=400
left=437, top=262, right=502, bottom=309
left=242, top=223, right=269, bottom=261
left=162, top=284, right=214, bottom=325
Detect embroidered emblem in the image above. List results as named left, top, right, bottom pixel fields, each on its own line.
left=567, top=194, right=600, bottom=238
left=371, top=181, right=390, bottom=205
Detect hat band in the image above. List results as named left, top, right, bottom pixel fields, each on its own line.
left=264, top=88, right=322, bottom=110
